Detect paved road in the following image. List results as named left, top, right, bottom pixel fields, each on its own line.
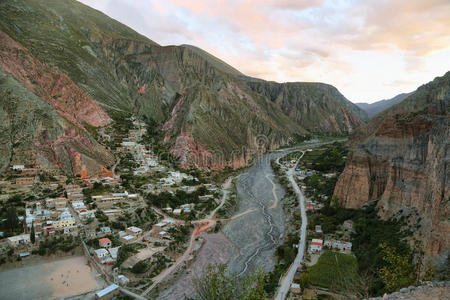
left=275, top=152, right=308, bottom=300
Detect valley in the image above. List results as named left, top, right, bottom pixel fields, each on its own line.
left=0, top=0, right=448, bottom=299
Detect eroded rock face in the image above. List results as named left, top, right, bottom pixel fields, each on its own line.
left=0, top=30, right=111, bottom=128
left=334, top=72, right=450, bottom=260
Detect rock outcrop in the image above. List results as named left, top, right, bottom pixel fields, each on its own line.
left=334, top=72, right=450, bottom=261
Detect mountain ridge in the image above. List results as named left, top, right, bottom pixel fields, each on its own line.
left=0, top=0, right=366, bottom=173
left=356, top=92, right=414, bottom=118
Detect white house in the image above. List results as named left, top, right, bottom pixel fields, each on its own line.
left=7, top=234, right=30, bottom=247
left=310, top=239, right=323, bottom=253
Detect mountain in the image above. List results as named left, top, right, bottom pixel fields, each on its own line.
left=356, top=92, right=414, bottom=118
left=247, top=80, right=368, bottom=132
left=180, top=44, right=244, bottom=77
left=334, top=71, right=450, bottom=261
left=0, top=0, right=365, bottom=173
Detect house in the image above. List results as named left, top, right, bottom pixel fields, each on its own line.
left=63, top=225, right=78, bottom=235
left=324, top=240, right=352, bottom=252
left=94, top=249, right=109, bottom=264
left=100, top=227, right=112, bottom=235
left=163, top=207, right=173, bottom=213
left=126, top=226, right=142, bottom=237
left=12, top=165, right=25, bottom=171
left=118, top=274, right=130, bottom=286
left=54, top=198, right=67, bottom=210
left=290, top=283, right=301, bottom=293
left=310, top=239, right=323, bottom=253
left=315, top=225, right=323, bottom=233
left=95, top=284, right=119, bottom=300
left=99, top=238, right=112, bottom=248
left=108, top=247, right=120, bottom=260
left=119, top=235, right=137, bottom=244
left=7, top=234, right=30, bottom=247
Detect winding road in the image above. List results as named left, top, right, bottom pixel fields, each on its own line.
left=275, top=152, right=308, bottom=300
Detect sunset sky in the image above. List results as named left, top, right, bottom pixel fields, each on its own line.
left=79, top=0, right=450, bottom=103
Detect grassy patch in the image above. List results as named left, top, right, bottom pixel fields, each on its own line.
left=307, top=251, right=358, bottom=290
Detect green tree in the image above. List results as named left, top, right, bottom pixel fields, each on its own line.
left=378, top=242, right=414, bottom=292
left=193, top=264, right=267, bottom=300
left=30, top=222, right=36, bottom=244
left=6, top=206, right=18, bottom=231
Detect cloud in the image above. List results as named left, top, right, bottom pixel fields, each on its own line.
left=78, top=0, right=450, bottom=103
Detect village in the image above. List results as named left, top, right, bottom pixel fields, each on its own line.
left=276, top=143, right=356, bottom=298
left=0, top=116, right=225, bottom=299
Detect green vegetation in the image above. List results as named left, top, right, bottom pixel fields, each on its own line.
left=34, top=235, right=80, bottom=255
left=193, top=264, right=267, bottom=300
left=264, top=233, right=299, bottom=294
left=146, top=187, right=210, bottom=209
left=301, top=142, right=347, bottom=172
left=305, top=251, right=358, bottom=290
left=83, top=182, right=112, bottom=197
left=131, top=260, right=148, bottom=273
left=115, top=244, right=144, bottom=267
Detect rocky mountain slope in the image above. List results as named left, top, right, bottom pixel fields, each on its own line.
left=334, top=72, right=449, bottom=262
left=0, top=66, right=114, bottom=176
left=0, top=0, right=366, bottom=172
left=247, top=80, right=368, bottom=133
left=357, top=92, right=414, bottom=118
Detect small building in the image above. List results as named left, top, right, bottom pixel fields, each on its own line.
left=118, top=275, right=129, bottom=286
left=95, top=284, right=120, bottom=300
left=126, top=226, right=142, bottom=237
left=7, top=234, right=30, bottom=247
left=310, top=239, right=323, bottom=253
left=290, top=283, right=301, bottom=294
left=315, top=225, right=322, bottom=233
left=119, top=235, right=137, bottom=244
left=163, top=207, right=173, bottom=213
left=99, top=238, right=112, bottom=248
left=12, top=165, right=25, bottom=171
left=109, top=247, right=120, bottom=261
left=173, top=208, right=182, bottom=215
left=100, top=227, right=112, bottom=235
left=94, top=249, right=109, bottom=264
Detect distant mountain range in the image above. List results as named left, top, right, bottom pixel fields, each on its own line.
left=0, top=0, right=367, bottom=175
left=356, top=92, right=414, bottom=118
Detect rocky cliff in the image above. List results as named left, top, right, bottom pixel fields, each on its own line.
left=334, top=72, right=450, bottom=261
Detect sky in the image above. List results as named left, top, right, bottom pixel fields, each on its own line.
left=79, top=0, right=450, bottom=103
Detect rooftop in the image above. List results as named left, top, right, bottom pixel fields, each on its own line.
left=95, top=284, right=119, bottom=297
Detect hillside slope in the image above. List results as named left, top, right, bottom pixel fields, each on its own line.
left=334, top=72, right=450, bottom=261
left=0, top=66, right=114, bottom=176
left=247, top=80, right=368, bottom=133
left=0, top=0, right=365, bottom=171
left=356, top=92, right=413, bottom=118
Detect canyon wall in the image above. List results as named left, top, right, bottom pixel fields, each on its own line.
left=334, top=72, right=450, bottom=260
